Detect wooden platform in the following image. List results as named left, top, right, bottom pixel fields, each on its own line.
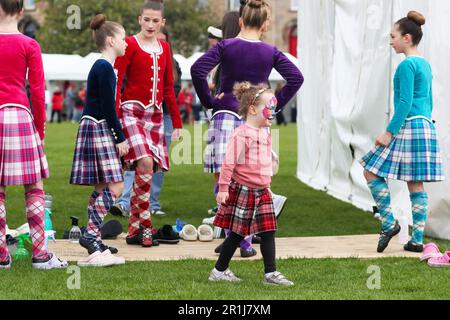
left=49, top=234, right=421, bottom=262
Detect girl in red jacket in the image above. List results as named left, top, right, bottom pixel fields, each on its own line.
left=114, top=0, right=182, bottom=247
left=0, top=0, right=67, bottom=270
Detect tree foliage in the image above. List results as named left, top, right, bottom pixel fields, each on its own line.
left=37, top=0, right=216, bottom=56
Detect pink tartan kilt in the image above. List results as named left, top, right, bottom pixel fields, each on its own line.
left=213, top=180, right=277, bottom=237
left=120, top=102, right=168, bottom=172
left=0, top=105, right=49, bottom=186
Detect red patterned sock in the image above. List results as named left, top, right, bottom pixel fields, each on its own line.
left=0, top=192, right=7, bottom=261
left=128, top=169, right=152, bottom=235
left=25, top=188, right=49, bottom=260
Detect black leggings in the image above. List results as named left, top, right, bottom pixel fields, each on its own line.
left=215, top=231, right=276, bottom=274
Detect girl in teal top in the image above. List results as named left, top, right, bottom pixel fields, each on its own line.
left=360, top=11, right=444, bottom=254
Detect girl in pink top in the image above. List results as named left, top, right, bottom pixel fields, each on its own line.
left=0, top=0, right=67, bottom=270
left=210, top=82, right=294, bottom=286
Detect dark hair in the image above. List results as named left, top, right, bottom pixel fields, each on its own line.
left=90, top=14, right=124, bottom=51
left=222, top=11, right=240, bottom=39
left=241, top=0, right=270, bottom=29
left=0, top=0, right=23, bottom=16
left=141, top=0, right=164, bottom=15
left=234, top=82, right=270, bottom=118
left=239, top=0, right=247, bottom=17
left=160, top=26, right=179, bottom=84
left=396, top=11, right=426, bottom=46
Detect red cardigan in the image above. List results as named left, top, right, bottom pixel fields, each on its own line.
left=114, top=36, right=182, bottom=129
left=0, top=34, right=46, bottom=140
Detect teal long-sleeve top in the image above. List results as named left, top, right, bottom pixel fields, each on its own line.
left=387, top=56, right=433, bottom=135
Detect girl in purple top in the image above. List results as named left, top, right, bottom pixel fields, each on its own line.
left=191, top=0, right=303, bottom=255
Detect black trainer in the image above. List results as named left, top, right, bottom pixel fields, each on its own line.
left=377, top=222, right=401, bottom=253
left=79, top=237, right=102, bottom=255
left=99, top=242, right=119, bottom=254
left=404, top=241, right=424, bottom=253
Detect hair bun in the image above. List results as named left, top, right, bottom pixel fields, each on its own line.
left=247, top=0, right=263, bottom=9
left=90, top=14, right=106, bottom=31
left=407, top=11, right=426, bottom=26
left=233, top=81, right=252, bottom=101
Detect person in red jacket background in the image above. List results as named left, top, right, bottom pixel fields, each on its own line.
left=50, top=87, right=63, bottom=123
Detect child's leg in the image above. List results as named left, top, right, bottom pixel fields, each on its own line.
left=259, top=231, right=276, bottom=274
left=24, top=185, right=49, bottom=260
left=128, top=158, right=153, bottom=235
left=0, top=189, right=8, bottom=262
left=364, top=172, right=396, bottom=232
left=408, top=182, right=427, bottom=245
left=215, top=232, right=245, bottom=272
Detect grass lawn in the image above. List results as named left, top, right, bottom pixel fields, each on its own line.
left=1, top=123, right=449, bottom=300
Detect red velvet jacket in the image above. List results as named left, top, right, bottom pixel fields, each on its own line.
left=114, top=36, right=182, bottom=129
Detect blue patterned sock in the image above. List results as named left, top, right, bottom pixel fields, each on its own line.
left=410, top=192, right=428, bottom=245
left=367, top=179, right=396, bottom=232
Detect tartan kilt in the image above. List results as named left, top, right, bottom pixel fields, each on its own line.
left=360, top=118, right=445, bottom=182
left=120, top=102, right=168, bottom=172
left=0, top=105, right=49, bottom=186
left=213, top=180, right=277, bottom=237
left=70, top=117, right=123, bottom=186
left=204, top=111, right=244, bottom=173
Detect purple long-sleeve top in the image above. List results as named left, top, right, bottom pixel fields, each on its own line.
left=191, top=38, right=304, bottom=116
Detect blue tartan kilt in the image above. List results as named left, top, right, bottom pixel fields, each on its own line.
left=70, top=117, right=124, bottom=186
left=360, top=118, right=445, bottom=182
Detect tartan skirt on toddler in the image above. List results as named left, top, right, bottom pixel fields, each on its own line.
left=213, top=180, right=277, bottom=237
left=360, top=117, right=444, bottom=182
left=204, top=111, right=244, bottom=173
left=70, top=116, right=123, bottom=186
left=0, top=105, right=49, bottom=186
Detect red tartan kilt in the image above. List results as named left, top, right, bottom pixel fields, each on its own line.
left=213, top=180, right=277, bottom=237
left=120, top=102, right=169, bottom=171
left=0, top=105, right=49, bottom=186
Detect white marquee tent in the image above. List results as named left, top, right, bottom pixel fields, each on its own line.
left=42, top=51, right=299, bottom=83
left=296, top=0, right=450, bottom=240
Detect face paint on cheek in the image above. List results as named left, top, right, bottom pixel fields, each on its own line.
left=263, top=96, right=278, bottom=120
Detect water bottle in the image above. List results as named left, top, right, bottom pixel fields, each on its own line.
left=44, top=230, right=56, bottom=252
left=44, top=193, right=53, bottom=210
left=69, top=216, right=82, bottom=243
left=398, top=211, right=409, bottom=245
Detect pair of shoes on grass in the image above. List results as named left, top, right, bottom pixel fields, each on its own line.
left=420, top=243, right=450, bottom=268
left=208, top=268, right=294, bottom=286
left=214, top=243, right=258, bottom=258
left=78, top=250, right=125, bottom=267
left=179, top=224, right=214, bottom=242
left=152, top=225, right=180, bottom=244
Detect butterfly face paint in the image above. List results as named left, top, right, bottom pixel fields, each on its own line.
left=262, top=96, right=278, bottom=120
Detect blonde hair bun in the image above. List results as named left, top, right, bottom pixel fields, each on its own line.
left=407, top=11, right=426, bottom=26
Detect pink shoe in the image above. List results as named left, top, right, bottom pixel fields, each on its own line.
left=428, top=251, right=450, bottom=268
left=420, top=243, right=443, bottom=262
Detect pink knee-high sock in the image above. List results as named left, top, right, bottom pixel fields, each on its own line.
left=128, top=169, right=152, bottom=235
left=25, top=188, right=49, bottom=260
left=0, top=192, right=8, bottom=261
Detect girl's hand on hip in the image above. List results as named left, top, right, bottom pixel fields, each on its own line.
left=216, top=192, right=229, bottom=205
left=376, top=131, right=393, bottom=147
